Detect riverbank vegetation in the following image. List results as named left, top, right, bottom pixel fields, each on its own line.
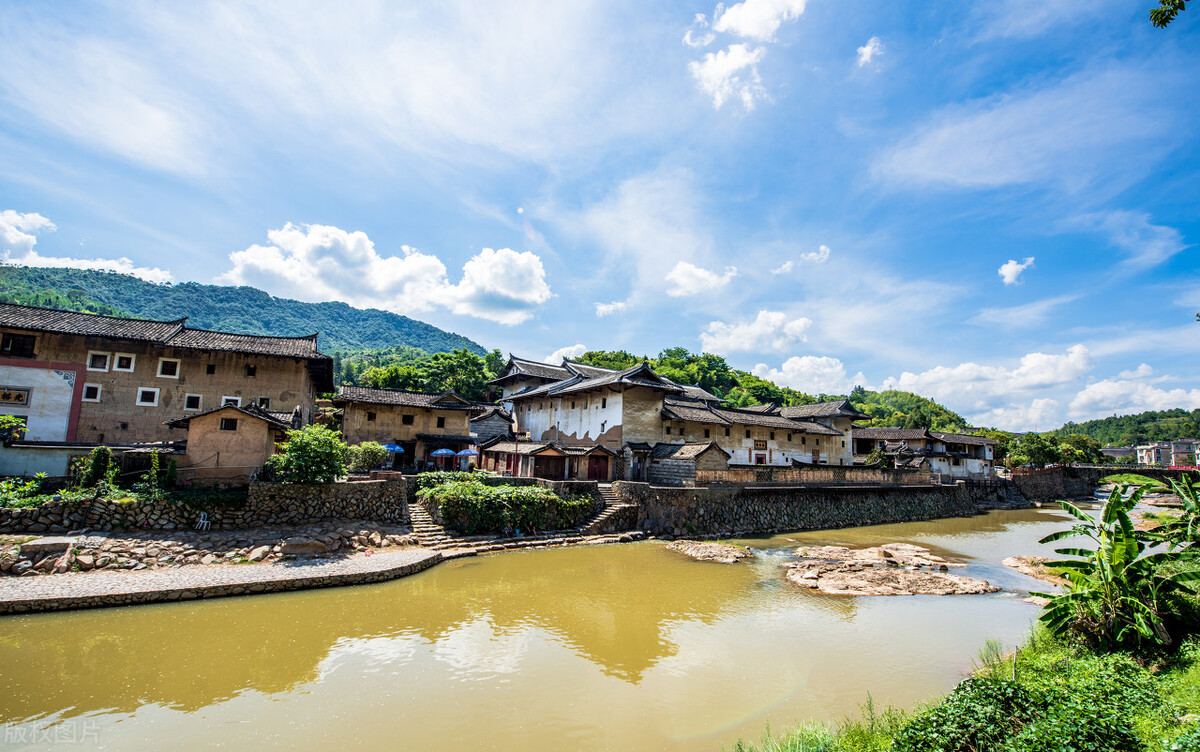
left=417, top=473, right=593, bottom=535
left=731, top=479, right=1200, bottom=751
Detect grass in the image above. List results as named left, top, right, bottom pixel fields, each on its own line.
left=1104, top=473, right=1169, bottom=488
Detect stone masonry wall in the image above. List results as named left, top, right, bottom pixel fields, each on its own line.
left=0, top=480, right=407, bottom=534
left=615, top=481, right=977, bottom=537
left=648, top=459, right=696, bottom=487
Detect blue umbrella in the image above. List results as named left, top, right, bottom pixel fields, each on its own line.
left=456, top=448, right=479, bottom=457
left=383, top=444, right=404, bottom=453
left=430, top=448, right=457, bottom=457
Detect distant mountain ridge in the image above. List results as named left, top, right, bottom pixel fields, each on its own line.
left=0, top=265, right=486, bottom=355
left=1050, top=408, right=1200, bottom=446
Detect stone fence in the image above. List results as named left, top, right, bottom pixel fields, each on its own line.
left=0, top=479, right=408, bottom=534
left=615, top=481, right=978, bottom=537
left=694, top=465, right=932, bottom=487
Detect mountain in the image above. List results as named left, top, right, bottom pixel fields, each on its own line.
left=0, top=265, right=486, bottom=355
left=1050, top=408, right=1200, bottom=447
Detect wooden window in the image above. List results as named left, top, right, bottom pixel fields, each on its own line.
left=1, top=333, right=36, bottom=359
left=157, top=358, right=180, bottom=378
left=222, top=396, right=241, bottom=407
left=82, top=384, right=101, bottom=402
left=136, top=387, right=160, bottom=406
left=367, top=411, right=377, bottom=422
left=206, top=364, right=216, bottom=375
left=184, top=394, right=202, bottom=411
left=245, top=364, right=257, bottom=377
left=113, top=353, right=136, bottom=372
left=220, top=418, right=238, bottom=431
left=402, top=414, right=414, bottom=425
left=87, top=351, right=110, bottom=372
left=436, top=416, right=446, bottom=428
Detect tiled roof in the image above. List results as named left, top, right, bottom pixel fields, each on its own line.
left=333, top=385, right=483, bottom=411
left=167, top=328, right=321, bottom=358
left=668, top=381, right=721, bottom=402
left=650, top=441, right=730, bottom=460
left=489, top=356, right=572, bottom=384
left=780, top=399, right=870, bottom=421
left=551, top=363, right=685, bottom=397
left=562, top=359, right=617, bottom=378
left=470, top=405, right=513, bottom=423
left=931, top=431, right=998, bottom=446
left=662, top=397, right=843, bottom=435
left=852, top=427, right=933, bottom=441
left=165, top=402, right=294, bottom=430
left=557, top=443, right=618, bottom=456
left=0, top=303, right=185, bottom=341
left=738, top=402, right=777, bottom=413
left=479, top=440, right=558, bottom=456
left=662, top=400, right=731, bottom=426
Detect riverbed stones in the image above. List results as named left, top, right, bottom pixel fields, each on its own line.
left=248, top=546, right=272, bottom=562
left=1001, top=555, right=1067, bottom=586
left=280, top=537, right=328, bottom=556
left=784, top=543, right=998, bottom=596
left=666, top=540, right=753, bottom=564
left=19, top=537, right=75, bottom=556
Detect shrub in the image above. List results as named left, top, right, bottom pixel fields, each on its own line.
left=892, top=678, right=1036, bottom=752
left=80, top=445, right=115, bottom=489
left=421, top=481, right=592, bottom=534
left=347, top=442, right=390, bottom=473
left=416, top=470, right=479, bottom=492
left=0, top=474, right=45, bottom=508
left=265, top=425, right=348, bottom=484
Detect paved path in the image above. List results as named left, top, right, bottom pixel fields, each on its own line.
left=0, top=549, right=442, bottom=615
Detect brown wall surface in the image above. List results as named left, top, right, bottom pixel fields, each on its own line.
left=179, top=409, right=281, bottom=483
left=341, top=403, right=472, bottom=445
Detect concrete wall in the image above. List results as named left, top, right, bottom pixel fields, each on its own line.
left=0, top=479, right=407, bottom=533
left=0, top=445, right=78, bottom=477
left=614, top=481, right=977, bottom=537
left=517, top=389, right=625, bottom=447
left=0, top=361, right=82, bottom=440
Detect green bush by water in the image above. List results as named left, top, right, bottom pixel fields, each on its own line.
left=417, top=473, right=592, bottom=534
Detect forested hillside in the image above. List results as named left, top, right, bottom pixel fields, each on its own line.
left=0, top=266, right=484, bottom=355
left=1051, top=408, right=1200, bottom=446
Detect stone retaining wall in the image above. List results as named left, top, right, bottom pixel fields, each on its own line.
left=0, top=480, right=408, bottom=534
left=615, top=482, right=977, bottom=537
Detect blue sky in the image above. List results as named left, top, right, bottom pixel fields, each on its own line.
left=1, top=0, right=1198, bottom=431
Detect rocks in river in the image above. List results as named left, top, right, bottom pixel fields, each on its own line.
left=666, top=540, right=753, bottom=564
left=1001, top=555, right=1067, bottom=586
left=784, top=543, right=998, bottom=596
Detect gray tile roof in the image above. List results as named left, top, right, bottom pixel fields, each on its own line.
left=931, top=431, right=997, bottom=446
left=852, top=427, right=934, bottom=441
left=650, top=441, right=730, bottom=460
left=780, top=399, right=870, bottom=420
left=562, top=359, right=616, bottom=378
left=662, top=397, right=843, bottom=435
left=334, top=385, right=483, bottom=411
left=167, top=328, right=322, bottom=358
left=489, top=355, right=572, bottom=384
left=165, top=402, right=294, bottom=430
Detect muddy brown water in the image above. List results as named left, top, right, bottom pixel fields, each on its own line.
left=0, top=506, right=1083, bottom=751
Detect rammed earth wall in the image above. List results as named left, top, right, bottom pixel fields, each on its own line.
left=0, top=479, right=407, bottom=534
left=615, top=481, right=980, bottom=537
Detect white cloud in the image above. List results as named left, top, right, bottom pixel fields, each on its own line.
left=220, top=223, right=551, bottom=325
left=712, top=0, right=808, bottom=42
left=683, top=14, right=715, bottom=47
left=1079, top=210, right=1187, bottom=270
left=1070, top=378, right=1200, bottom=420
left=594, top=300, right=627, bottom=317
left=665, top=261, right=738, bottom=297
left=700, top=310, right=812, bottom=353
left=445, top=247, right=553, bottom=325
left=972, top=398, right=1064, bottom=432
left=998, top=257, right=1034, bottom=285
left=800, top=244, right=830, bottom=263
left=1118, top=363, right=1154, bottom=380
left=881, top=345, right=1092, bottom=407
left=972, top=0, right=1116, bottom=41
left=877, top=65, right=1175, bottom=192
left=972, top=294, right=1076, bottom=327
left=752, top=355, right=866, bottom=395
left=0, top=210, right=173, bottom=283
left=771, top=261, right=793, bottom=275
left=856, top=37, right=884, bottom=68
left=688, top=44, right=767, bottom=110
left=546, top=344, right=588, bottom=363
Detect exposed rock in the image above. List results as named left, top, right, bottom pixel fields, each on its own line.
left=280, top=537, right=328, bottom=556
left=20, top=536, right=75, bottom=557
left=199, top=554, right=217, bottom=565
left=12, top=560, right=33, bottom=575
left=666, top=540, right=752, bottom=564
left=76, top=554, right=95, bottom=570
left=784, top=543, right=996, bottom=596
left=1002, top=556, right=1067, bottom=586
left=248, top=545, right=272, bottom=562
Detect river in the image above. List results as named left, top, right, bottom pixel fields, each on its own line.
left=0, top=505, right=1079, bottom=751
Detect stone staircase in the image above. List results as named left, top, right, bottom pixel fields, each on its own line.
left=405, top=483, right=644, bottom=558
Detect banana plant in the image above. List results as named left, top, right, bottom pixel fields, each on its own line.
left=1144, top=474, right=1200, bottom=554
left=1033, top=484, right=1200, bottom=650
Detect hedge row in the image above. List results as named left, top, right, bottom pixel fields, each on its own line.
left=419, top=478, right=592, bottom=534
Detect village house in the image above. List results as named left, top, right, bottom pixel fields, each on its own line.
left=494, top=356, right=858, bottom=481
left=1137, top=439, right=1199, bottom=467
left=478, top=437, right=619, bottom=480
left=333, top=385, right=484, bottom=470
left=0, top=303, right=332, bottom=447
left=469, top=404, right=515, bottom=444
left=166, top=403, right=298, bottom=484
left=851, top=427, right=997, bottom=480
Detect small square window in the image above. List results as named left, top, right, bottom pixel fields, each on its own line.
left=802, top=437, right=807, bottom=445
left=571, top=401, right=576, bottom=409
left=703, top=428, right=710, bottom=439
left=402, top=414, right=414, bottom=425
left=157, top=358, right=180, bottom=378
left=436, top=416, right=446, bottom=428
left=82, top=384, right=101, bottom=402
left=1, top=333, right=36, bottom=359
left=664, top=426, right=671, bottom=435
left=245, top=364, right=257, bottom=377
left=601, top=398, right=607, bottom=408
left=257, top=396, right=270, bottom=409
left=367, top=411, right=377, bottom=422
left=206, top=364, right=216, bottom=375
left=724, top=427, right=730, bottom=437
left=220, top=418, right=238, bottom=431
left=184, top=394, right=202, bottom=411
left=222, top=396, right=241, bottom=407
left=113, top=353, right=136, bottom=372
left=745, top=430, right=751, bottom=439
left=119, top=422, right=128, bottom=430
left=770, top=432, right=775, bottom=441
left=87, top=351, right=110, bottom=372
left=136, top=387, right=159, bottom=406
left=787, top=433, right=792, bottom=442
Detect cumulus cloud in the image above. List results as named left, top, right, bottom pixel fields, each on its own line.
left=700, top=310, right=812, bottom=353
left=546, top=344, right=588, bottom=363
left=771, top=260, right=793, bottom=274
left=688, top=44, right=767, bottom=110
left=712, top=0, right=808, bottom=41
left=856, top=37, right=884, bottom=67
left=998, top=257, right=1034, bottom=285
left=683, top=13, right=716, bottom=47
left=752, top=355, right=866, bottom=395
left=800, top=244, right=831, bottom=263
left=220, top=223, right=551, bottom=325
left=881, top=345, right=1092, bottom=406
left=665, top=261, right=738, bottom=297
left=1070, top=378, right=1200, bottom=420
left=594, top=300, right=627, bottom=317
left=0, top=210, right=173, bottom=283
left=972, top=398, right=1064, bottom=432
left=1118, top=363, right=1154, bottom=380
left=1079, top=210, right=1187, bottom=270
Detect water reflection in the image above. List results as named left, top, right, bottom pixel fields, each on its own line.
left=0, top=507, right=1079, bottom=752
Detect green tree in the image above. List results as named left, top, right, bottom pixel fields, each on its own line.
left=269, top=425, right=347, bottom=483
left=578, top=350, right=638, bottom=370
left=484, top=349, right=505, bottom=377
left=1058, top=433, right=1104, bottom=465
left=1008, top=432, right=1062, bottom=468
left=1151, top=0, right=1188, bottom=27
left=422, top=348, right=489, bottom=401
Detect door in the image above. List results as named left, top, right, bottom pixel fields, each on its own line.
left=587, top=455, right=608, bottom=480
